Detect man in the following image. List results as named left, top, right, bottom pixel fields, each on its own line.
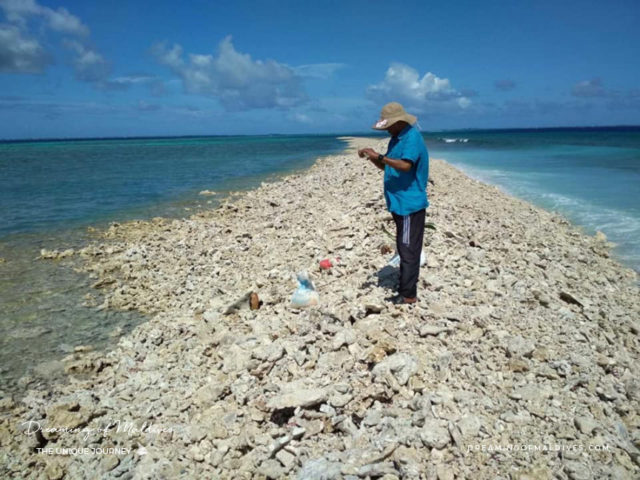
left=358, top=102, right=429, bottom=304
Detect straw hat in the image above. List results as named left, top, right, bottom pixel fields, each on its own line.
left=371, top=102, right=417, bottom=130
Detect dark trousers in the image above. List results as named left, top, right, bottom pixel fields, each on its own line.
left=392, top=208, right=425, bottom=298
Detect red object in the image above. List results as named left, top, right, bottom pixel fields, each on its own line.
left=319, top=259, right=333, bottom=270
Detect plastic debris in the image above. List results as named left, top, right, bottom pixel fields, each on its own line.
left=388, top=254, right=401, bottom=268
left=319, top=257, right=340, bottom=270
left=291, top=271, right=319, bottom=308
left=387, top=251, right=427, bottom=267
left=319, top=259, right=333, bottom=270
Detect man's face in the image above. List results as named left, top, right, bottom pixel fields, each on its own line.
left=386, top=121, right=405, bottom=137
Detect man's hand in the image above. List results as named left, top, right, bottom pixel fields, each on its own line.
left=359, top=147, right=385, bottom=171
left=358, top=148, right=378, bottom=160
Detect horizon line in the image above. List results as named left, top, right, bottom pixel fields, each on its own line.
left=2, top=124, right=639, bottom=144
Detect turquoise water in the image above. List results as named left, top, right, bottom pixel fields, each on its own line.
left=0, top=135, right=346, bottom=237
left=2, top=128, right=639, bottom=394
left=424, top=127, right=640, bottom=272
left=0, top=135, right=346, bottom=394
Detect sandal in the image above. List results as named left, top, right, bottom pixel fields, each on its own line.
left=387, top=295, right=418, bottom=305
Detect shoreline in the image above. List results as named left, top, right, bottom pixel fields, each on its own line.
left=434, top=159, right=640, bottom=277
left=1, top=137, right=639, bottom=478
left=0, top=137, right=349, bottom=395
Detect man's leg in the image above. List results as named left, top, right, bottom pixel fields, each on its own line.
left=393, top=209, right=425, bottom=299
left=392, top=212, right=406, bottom=292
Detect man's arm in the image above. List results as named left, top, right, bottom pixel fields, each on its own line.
left=359, top=148, right=412, bottom=172
left=359, top=148, right=384, bottom=171
left=380, top=155, right=413, bottom=172
left=369, top=154, right=385, bottom=171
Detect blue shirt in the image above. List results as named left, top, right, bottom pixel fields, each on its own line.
left=383, top=124, right=429, bottom=215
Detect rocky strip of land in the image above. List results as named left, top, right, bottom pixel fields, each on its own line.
left=1, top=137, right=639, bottom=479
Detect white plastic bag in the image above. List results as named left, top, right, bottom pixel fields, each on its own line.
left=388, top=253, right=401, bottom=268
left=388, top=251, right=427, bottom=267
left=290, top=271, right=319, bottom=308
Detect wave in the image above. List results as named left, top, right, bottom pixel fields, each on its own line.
left=440, top=137, right=469, bottom=143
left=448, top=161, right=640, bottom=272
left=540, top=192, right=640, bottom=235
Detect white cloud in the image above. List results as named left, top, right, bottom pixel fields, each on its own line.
left=105, top=75, right=167, bottom=96
left=0, top=0, right=109, bottom=85
left=64, top=40, right=109, bottom=83
left=367, top=63, right=471, bottom=113
left=153, top=36, right=307, bottom=111
left=572, top=78, right=606, bottom=97
left=294, top=63, right=344, bottom=79
left=46, top=6, right=88, bottom=35
left=0, top=0, right=89, bottom=36
left=290, top=112, right=312, bottom=124
left=457, top=97, right=472, bottom=108
left=0, top=23, right=49, bottom=73
left=570, top=78, right=640, bottom=110
left=110, top=75, right=156, bottom=86
left=155, top=43, right=183, bottom=69
left=0, top=0, right=37, bottom=23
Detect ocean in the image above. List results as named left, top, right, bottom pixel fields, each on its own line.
left=423, top=127, right=640, bottom=273
left=0, top=135, right=347, bottom=393
left=1, top=128, right=638, bottom=394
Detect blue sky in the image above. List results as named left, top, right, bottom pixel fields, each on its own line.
left=1, top=0, right=639, bottom=139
